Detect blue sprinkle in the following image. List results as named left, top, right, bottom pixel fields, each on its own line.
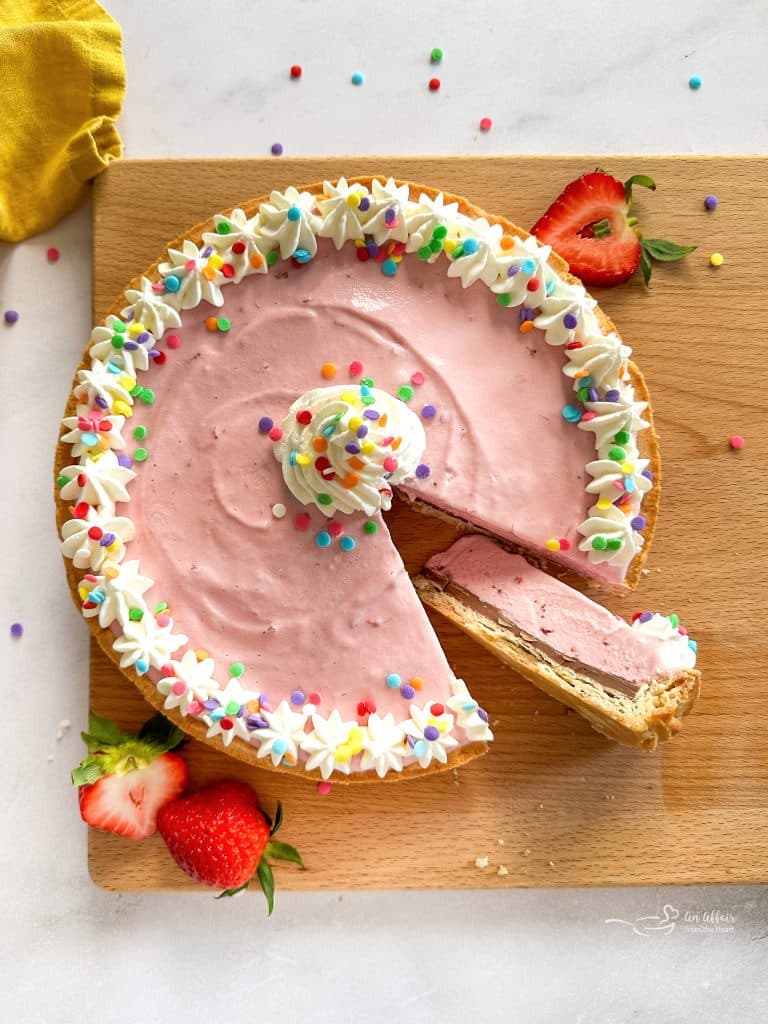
left=106, top=361, right=121, bottom=374
left=462, top=237, right=479, bottom=255
left=413, top=739, right=427, bottom=758
left=89, top=590, right=105, bottom=604
left=315, top=531, right=331, bottom=548
left=289, top=450, right=298, bottom=466
left=688, top=639, right=698, bottom=653
left=562, top=405, right=581, bottom=423
left=164, top=275, right=181, bottom=293
left=340, top=536, right=356, bottom=551
left=287, top=205, right=301, bottom=222
left=293, top=248, right=312, bottom=264
left=135, top=658, right=149, bottom=676
left=521, top=258, right=536, bottom=274
left=624, top=477, right=635, bottom=493
left=386, top=673, right=401, bottom=689
left=382, top=258, right=397, bottom=276
left=688, top=74, right=702, bottom=90
left=80, top=431, right=98, bottom=446
left=545, top=278, right=555, bottom=294
left=210, top=708, right=225, bottom=721
left=272, top=738, right=288, bottom=756
left=360, top=384, right=371, bottom=397
left=322, top=424, right=337, bottom=437
left=351, top=71, right=365, bottom=86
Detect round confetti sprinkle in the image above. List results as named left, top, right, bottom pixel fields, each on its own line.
left=704, top=194, right=718, bottom=211
left=317, top=781, right=332, bottom=796
left=259, top=416, right=273, bottom=433
left=545, top=539, right=561, bottom=552
left=562, top=404, right=581, bottom=423
left=398, top=384, right=414, bottom=401
left=479, top=116, right=493, bottom=132
left=400, top=684, right=416, bottom=700
left=382, top=258, right=397, bottom=276
left=290, top=690, right=305, bottom=706
left=271, top=142, right=283, bottom=156
left=134, top=447, right=149, bottom=462
left=217, top=317, right=231, bottom=332
left=688, top=75, right=702, bottom=90
left=4, top=310, right=19, bottom=325
left=340, top=536, right=356, bottom=551
left=348, top=360, right=363, bottom=377
left=709, top=252, right=724, bottom=267
left=297, top=409, right=312, bottom=425
left=429, top=77, right=441, bottom=91
left=290, top=64, right=302, bottom=79
left=364, top=520, right=378, bottom=535
left=230, top=662, right=245, bottom=678
left=205, top=316, right=218, bottom=332
left=268, top=426, right=283, bottom=442
left=631, top=515, right=647, bottom=530
left=411, top=371, right=425, bottom=386
left=351, top=71, right=365, bottom=86
left=164, top=275, right=181, bottom=293
left=415, top=464, right=430, bottom=479
left=166, top=334, right=181, bottom=349
left=308, top=691, right=321, bottom=705
left=328, top=522, right=344, bottom=538
left=294, top=513, right=310, bottom=531
left=421, top=404, right=437, bottom=420
left=47, top=247, right=60, bottom=263
left=10, top=622, right=23, bottom=638
left=729, top=434, right=745, bottom=450
left=315, top=530, right=331, bottom=548
left=430, top=46, right=443, bottom=63
left=272, top=503, right=287, bottom=518
left=386, top=673, right=401, bottom=689
left=424, top=726, right=440, bottom=741
left=321, top=362, right=337, bottom=379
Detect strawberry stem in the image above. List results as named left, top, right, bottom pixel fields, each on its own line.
left=592, top=219, right=611, bottom=239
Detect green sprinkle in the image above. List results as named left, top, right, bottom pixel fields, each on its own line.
left=614, top=430, right=630, bottom=444
left=668, top=613, right=680, bottom=628
left=430, top=46, right=443, bottom=63
left=112, top=320, right=126, bottom=333
left=267, top=250, right=279, bottom=266
left=153, top=602, right=168, bottom=614
left=140, top=388, right=155, bottom=405
left=398, top=385, right=414, bottom=401
left=128, top=608, right=144, bottom=621
left=133, top=425, right=147, bottom=441
left=364, top=520, right=378, bottom=535
left=606, top=538, right=623, bottom=551
left=217, top=317, right=231, bottom=332
left=432, top=225, right=448, bottom=240
left=577, top=387, right=590, bottom=402
left=216, top=221, right=231, bottom=235
left=361, top=394, right=376, bottom=405
left=608, top=446, right=625, bottom=462
left=451, top=245, right=464, bottom=260
left=111, top=334, right=124, bottom=349
left=360, top=377, right=375, bottom=387
left=134, top=447, right=148, bottom=462
left=591, top=536, right=608, bottom=551
left=225, top=700, right=240, bottom=714
left=56, top=474, right=70, bottom=489
left=496, top=293, right=511, bottom=307
left=229, top=662, right=245, bottom=678
left=429, top=238, right=443, bottom=254
left=417, top=245, right=432, bottom=261
left=130, top=384, right=144, bottom=397
left=317, top=493, right=333, bottom=506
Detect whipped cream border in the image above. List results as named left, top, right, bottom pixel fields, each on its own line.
left=57, top=176, right=658, bottom=776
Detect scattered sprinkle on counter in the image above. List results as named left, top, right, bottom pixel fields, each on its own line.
left=729, top=434, right=745, bottom=450
left=430, top=47, right=443, bottom=63
left=479, top=117, right=493, bottom=132
left=351, top=71, right=364, bottom=86
left=704, top=194, right=718, bottom=211
left=688, top=75, right=702, bottom=90
left=47, top=246, right=60, bottom=262
left=10, top=622, right=23, bottom=638
left=4, top=309, right=19, bottom=324
left=271, top=142, right=283, bottom=156
left=429, top=77, right=441, bottom=91
left=709, top=252, right=724, bottom=267
left=290, top=64, right=302, bottom=79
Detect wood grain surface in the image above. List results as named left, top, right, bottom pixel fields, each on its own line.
left=85, top=156, right=768, bottom=891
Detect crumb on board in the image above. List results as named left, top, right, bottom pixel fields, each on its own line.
left=474, top=856, right=489, bottom=870
left=497, top=865, right=509, bottom=877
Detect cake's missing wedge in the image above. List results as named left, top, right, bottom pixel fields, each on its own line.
left=415, top=536, right=700, bottom=750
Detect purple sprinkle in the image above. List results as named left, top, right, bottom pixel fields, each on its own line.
left=344, top=443, right=360, bottom=454
left=400, top=684, right=416, bottom=700
left=563, top=313, right=578, bottom=330
left=356, top=424, right=368, bottom=438
left=631, top=515, right=647, bottom=530
left=526, top=309, right=536, bottom=321
left=406, top=734, right=416, bottom=748
left=290, top=689, right=305, bottom=706
left=124, top=341, right=139, bottom=351
left=704, top=194, right=718, bottom=211
left=258, top=416, right=273, bottom=433
left=642, top=468, right=654, bottom=481
left=477, top=708, right=489, bottom=723
left=203, top=698, right=220, bottom=710
left=202, top=245, right=214, bottom=258
left=125, top=309, right=134, bottom=322
left=271, top=142, right=283, bottom=156
left=95, top=396, right=108, bottom=409
left=421, top=404, right=437, bottom=420
left=236, top=706, right=245, bottom=718
left=384, top=208, right=396, bottom=225
left=4, top=310, right=19, bottom=325
left=137, top=332, right=151, bottom=344
left=588, top=388, right=599, bottom=402
left=638, top=611, right=653, bottom=624
left=99, top=532, right=116, bottom=547
left=363, top=409, right=380, bottom=420
left=415, top=463, right=431, bottom=479
left=507, top=265, right=519, bottom=277
left=365, top=240, right=378, bottom=257
left=246, top=715, right=269, bottom=730
left=604, top=389, right=620, bottom=402
left=10, top=622, right=23, bottom=638
left=424, top=726, right=440, bottom=741
left=359, top=197, right=370, bottom=212
left=117, top=454, right=133, bottom=468
left=147, top=349, right=160, bottom=358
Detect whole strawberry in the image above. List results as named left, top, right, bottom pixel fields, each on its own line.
left=531, top=171, right=695, bottom=287
left=157, top=780, right=304, bottom=910
left=72, top=712, right=189, bottom=840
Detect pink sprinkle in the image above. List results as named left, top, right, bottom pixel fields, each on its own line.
left=171, top=681, right=186, bottom=696
left=317, top=781, right=332, bottom=796
left=160, top=664, right=174, bottom=677
left=166, top=334, right=181, bottom=349
left=156, top=614, right=171, bottom=627
left=294, top=513, right=311, bottom=531
left=151, top=282, right=165, bottom=293
left=383, top=457, right=398, bottom=472
left=349, top=360, right=363, bottom=377
left=581, top=412, right=596, bottom=422
left=479, top=116, right=493, bottom=132
left=269, top=426, right=283, bottom=442
left=328, top=522, right=343, bottom=537
left=729, top=434, right=745, bottom=450
left=47, top=247, right=60, bottom=263
left=410, top=371, right=425, bottom=386
left=187, top=700, right=202, bottom=716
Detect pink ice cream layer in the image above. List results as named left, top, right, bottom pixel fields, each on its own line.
left=425, top=536, right=690, bottom=692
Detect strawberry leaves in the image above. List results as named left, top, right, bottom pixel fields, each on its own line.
left=639, top=238, right=697, bottom=285
left=624, top=174, right=657, bottom=205
left=256, top=861, right=276, bottom=915
left=72, top=712, right=186, bottom=786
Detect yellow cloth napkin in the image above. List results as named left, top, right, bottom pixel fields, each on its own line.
left=0, top=0, right=125, bottom=242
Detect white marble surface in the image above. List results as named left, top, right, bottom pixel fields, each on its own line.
left=1, top=1, right=766, bottom=1020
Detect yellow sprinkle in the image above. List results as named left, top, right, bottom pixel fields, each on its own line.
left=107, top=540, right=121, bottom=552
left=207, top=253, right=223, bottom=270
left=340, top=391, right=357, bottom=403
left=348, top=727, right=364, bottom=754
left=346, top=192, right=362, bottom=208
left=195, top=648, right=209, bottom=661
left=335, top=744, right=353, bottom=764
left=113, top=401, right=132, bottom=418
left=545, top=538, right=561, bottom=552
left=709, top=252, right=724, bottom=267
left=596, top=498, right=613, bottom=510
left=437, top=719, right=449, bottom=734
left=90, top=450, right=105, bottom=462
left=118, top=375, right=136, bottom=391
left=98, top=436, right=110, bottom=451
left=360, top=441, right=375, bottom=455
left=428, top=715, right=440, bottom=728
left=78, top=585, right=89, bottom=601
left=443, top=238, right=457, bottom=255
left=620, top=462, right=635, bottom=474
left=103, top=564, right=120, bottom=579
left=127, top=322, right=144, bottom=338
left=296, top=453, right=311, bottom=466
left=348, top=416, right=362, bottom=431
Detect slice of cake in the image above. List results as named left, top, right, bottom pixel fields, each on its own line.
left=415, top=535, right=700, bottom=749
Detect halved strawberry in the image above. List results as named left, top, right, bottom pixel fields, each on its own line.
left=531, top=171, right=695, bottom=287
left=72, top=712, right=189, bottom=839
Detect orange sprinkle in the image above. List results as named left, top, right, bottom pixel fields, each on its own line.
left=312, top=437, right=328, bottom=453
left=378, top=413, right=388, bottom=428
left=341, top=472, right=360, bottom=489
left=246, top=699, right=261, bottom=714
left=573, top=370, right=590, bottom=380
left=321, top=362, right=337, bottom=380
left=410, top=676, right=424, bottom=691
left=250, top=252, right=264, bottom=269
left=205, top=316, right=219, bottom=332
left=195, top=648, right=209, bottom=661
left=500, top=234, right=515, bottom=251
left=391, top=437, right=402, bottom=452
left=202, top=266, right=217, bottom=281
left=348, top=456, right=365, bottom=471
left=520, top=320, right=534, bottom=334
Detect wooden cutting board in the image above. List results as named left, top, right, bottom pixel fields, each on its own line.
left=87, top=156, right=768, bottom=891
